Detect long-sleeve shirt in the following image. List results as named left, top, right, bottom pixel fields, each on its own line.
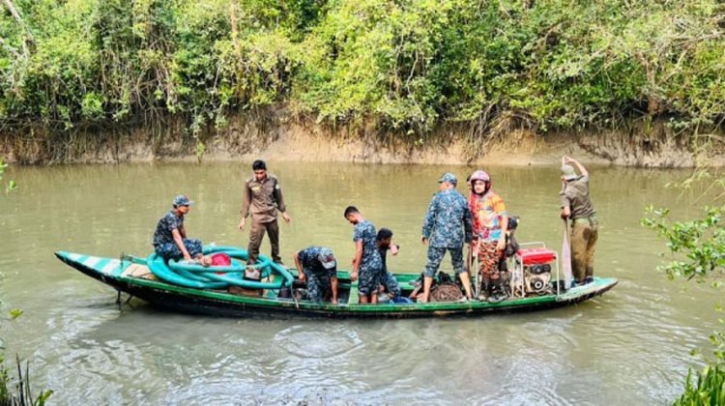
left=240, top=174, right=287, bottom=223
left=422, top=189, right=473, bottom=248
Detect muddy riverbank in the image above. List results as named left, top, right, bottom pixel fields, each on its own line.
left=1, top=114, right=720, bottom=167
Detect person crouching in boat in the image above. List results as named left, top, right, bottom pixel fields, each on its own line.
left=293, top=247, right=339, bottom=304
left=344, top=206, right=385, bottom=304
left=468, top=170, right=509, bottom=303
left=420, top=173, right=475, bottom=303
left=376, top=228, right=403, bottom=301
left=152, top=195, right=204, bottom=262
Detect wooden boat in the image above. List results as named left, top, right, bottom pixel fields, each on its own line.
left=54, top=247, right=617, bottom=319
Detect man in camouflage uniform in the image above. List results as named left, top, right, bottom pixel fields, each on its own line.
left=420, top=173, right=474, bottom=302
left=153, top=195, right=203, bottom=261
left=239, top=160, right=291, bottom=266
left=293, top=246, right=339, bottom=304
left=344, top=206, right=384, bottom=304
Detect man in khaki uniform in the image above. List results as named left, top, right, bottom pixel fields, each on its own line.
left=560, top=156, right=598, bottom=286
left=239, top=160, right=291, bottom=266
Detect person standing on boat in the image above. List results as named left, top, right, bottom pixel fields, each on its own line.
left=239, top=160, right=291, bottom=267
left=344, top=206, right=385, bottom=304
left=469, top=170, right=509, bottom=303
left=293, top=246, right=339, bottom=304
left=152, top=195, right=204, bottom=261
left=420, top=173, right=474, bottom=303
left=376, top=228, right=402, bottom=299
left=560, top=156, right=598, bottom=286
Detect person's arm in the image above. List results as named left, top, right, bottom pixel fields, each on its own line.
left=497, top=214, right=509, bottom=252
left=495, top=196, right=508, bottom=251
left=273, top=179, right=291, bottom=224
left=179, top=223, right=187, bottom=239
left=351, top=239, right=363, bottom=280
left=421, top=196, right=437, bottom=244
left=564, top=156, right=588, bottom=178
left=390, top=242, right=399, bottom=256
left=463, top=203, right=473, bottom=244
left=239, top=180, right=252, bottom=230
left=560, top=193, right=571, bottom=219
left=171, top=228, right=191, bottom=260
left=293, top=251, right=305, bottom=283
left=330, top=276, right=339, bottom=304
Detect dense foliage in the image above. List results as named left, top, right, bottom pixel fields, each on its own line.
left=1, top=0, right=724, bottom=138
left=643, top=203, right=725, bottom=404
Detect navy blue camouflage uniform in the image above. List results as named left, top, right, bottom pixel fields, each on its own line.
left=152, top=210, right=203, bottom=260
left=378, top=246, right=402, bottom=297
left=353, top=221, right=384, bottom=295
left=422, top=189, right=473, bottom=277
left=297, top=246, right=336, bottom=303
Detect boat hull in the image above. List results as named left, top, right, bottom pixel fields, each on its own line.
left=55, top=251, right=618, bottom=320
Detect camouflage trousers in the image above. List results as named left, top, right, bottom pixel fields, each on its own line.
left=381, top=271, right=401, bottom=297
left=358, top=265, right=383, bottom=296
left=424, top=246, right=465, bottom=278
left=306, top=272, right=333, bottom=303
left=155, top=239, right=203, bottom=260
left=477, top=240, right=502, bottom=284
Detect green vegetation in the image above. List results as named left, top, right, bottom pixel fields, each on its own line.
left=1, top=0, right=724, bottom=147
left=643, top=201, right=725, bottom=404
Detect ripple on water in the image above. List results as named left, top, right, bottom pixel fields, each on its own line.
left=273, top=324, right=364, bottom=359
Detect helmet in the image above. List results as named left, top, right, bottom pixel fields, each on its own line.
left=469, top=170, right=490, bottom=183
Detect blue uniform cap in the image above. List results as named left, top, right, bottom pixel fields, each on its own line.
left=438, top=172, right=457, bottom=186
left=173, top=195, right=194, bottom=206
left=318, top=248, right=337, bottom=270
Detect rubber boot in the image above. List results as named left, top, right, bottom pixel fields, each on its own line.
left=487, top=281, right=509, bottom=304
left=478, top=276, right=490, bottom=301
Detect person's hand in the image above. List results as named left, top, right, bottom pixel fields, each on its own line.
left=351, top=270, right=358, bottom=282
left=563, top=156, right=573, bottom=164
left=282, top=212, right=291, bottom=224
left=298, top=272, right=305, bottom=283
left=421, top=237, right=428, bottom=245
left=238, top=218, right=246, bottom=231
left=496, top=239, right=505, bottom=253
left=390, top=244, right=399, bottom=255
left=183, top=252, right=192, bottom=261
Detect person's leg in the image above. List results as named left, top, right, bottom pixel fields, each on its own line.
left=477, top=241, right=496, bottom=298
left=421, top=246, right=444, bottom=303
left=183, top=239, right=203, bottom=258
left=570, top=222, right=589, bottom=284
left=450, top=247, right=472, bottom=299
left=306, top=273, right=324, bottom=303
left=358, top=266, right=375, bottom=304
left=382, top=271, right=402, bottom=297
left=267, top=220, right=282, bottom=263
left=585, top=220, right=599, bottom=282
left=247, top=221, right=266, bottom=265
left=157, top=242, right=182, bottom=261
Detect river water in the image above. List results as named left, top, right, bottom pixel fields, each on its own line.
left=0, top=161, right=720, bottom=405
